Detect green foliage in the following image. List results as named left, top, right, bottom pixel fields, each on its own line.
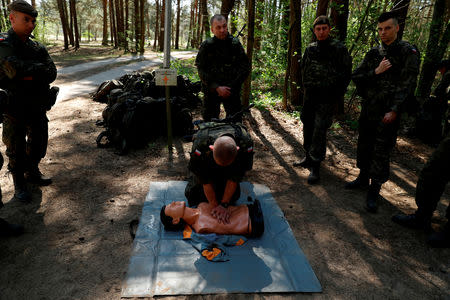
left=170, top=57, right=199, bottom=82
left=251, top=90, right=282, bottom=110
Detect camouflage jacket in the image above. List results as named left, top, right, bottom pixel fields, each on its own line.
left=301, top=37, right=352, bottom=96
left=195, top=34, right=250, bottom=93
left=352, top=39, right=420, bottom=119
left=188, top=122, right=254, bottom=184
left=0, top=28, right=57, bottom=116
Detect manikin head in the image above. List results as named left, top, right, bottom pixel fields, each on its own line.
left=313, top=15, right=330, bottom=41
left=377, top=12, right=399, bottom=45
left=210, top=14, right=228, bottom=40
left=8, top=0, right=38, bottom=41
left=160, top=201, right=187, bottom=231
left=209, top=136, right=239, bottom=167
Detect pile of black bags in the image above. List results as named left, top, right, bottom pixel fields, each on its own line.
left=93, top=70, right=201, bottom=154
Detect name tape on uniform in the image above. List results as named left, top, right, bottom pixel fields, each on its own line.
left=155, top=69, right=178, bottom=86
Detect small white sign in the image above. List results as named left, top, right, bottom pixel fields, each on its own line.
left=155, top=69, right=177, bottom=86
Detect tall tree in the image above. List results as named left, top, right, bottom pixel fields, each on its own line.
left=109, top=0, right=118, bottom=47
left=417, top=0, right=450, bottom=99
left=283, top=0, right=302, bottom=108
left=139, top=0, right=145, bottom=53
left=221, top=0, right=236, bottom=20
left=154, top=0, right=159, bottom=49
left=102, top=0, right=108, bottom=45
left=69, top=0, right=79, bottom=48
left=175, top=0, right=180, bottom=49
left=56, top=0, right=70, bottom=49
left=159, top=0, right=164, bottom=51
left=134, top=0, right=140, bottom=52
left=63, top=0, right=74, bottom=46
left=391, top=0, right=411, bottom=40
left=242, top=0, right=255, bottom=107
left=31, top=0, right=35, bottom=8
left=125, top=0, right=129, bottom=51
left=316, top=0, right=330, bottom=17
left=200, top=0, right=209, bottom=41
left=330, top=0, right=349, bottom=42
left=254, top=0, right=264, bottom=50
left=186, top=0, right=194, bottom=48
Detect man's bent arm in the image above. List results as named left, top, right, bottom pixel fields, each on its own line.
left=203, top=183, right=219, bottom=207
left=221, top=180, right=238, bottom=204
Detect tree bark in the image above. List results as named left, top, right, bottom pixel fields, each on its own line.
left=30, top=0, right=35, bottom=8
left=56, top=0, right=70, bottom=49
left=175, top=0, right=181, bottom=49
left=110, top=0, right=118, bottom=47
left=330, top=0, right=349, bottom=41
left=196, top=0, right=201, bottom=46
left=283, top=0, right=302, bottom=108
left=134, top=0, right=140, bottom=52
left=254, top=0, right=264, bottom=50
left=392, top=0, right=411, bottom=40
left=316, top=0, right=330, bottom=17
left=139, top=0, right=145, bottom=53
left=242, top=0, right=255, bottom=107
left=220, top=0, right=236, bottom=20
left=200, top=0, right=209, bottom=41
left=63, top=0, right=74, bottom=46
left=154, top=0, right=159, bottom=49
left=125, top=0, right=129, bottom=51
left=186, top=0, right=194, bottom=48
left=70, top=0, right=80, bottom=48
left=159, top=0, right=165, bottom=51
left=115, top=0, right=125, bottom=47
left=102, top=0, right=109, bottom=45
left=417, top=0, right=450, bottom=99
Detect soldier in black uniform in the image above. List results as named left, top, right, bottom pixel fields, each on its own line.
left=185, top=122, right=254, bottom=224
left=346, top=12, right=420, bottom=212
left=392, top=131, right=450, bottom=248
left=0, top=0, right=57, bottom=202
left=195, top=14, right=250, bottom=122
left=294, top=15, right=352, bottom=184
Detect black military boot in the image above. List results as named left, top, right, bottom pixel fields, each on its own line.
left=366, top=182, right=381, bottom=213
left=293, top=155, right=312, bottom=168
left=13, top=173, right=32, bottom=203
left=307, top=162, right=320, bottom=185
left=427, top=223, right=450, bottom=248
left=25, top=168, right=52, bottom=186
left=345, top=171, right=369, bottom=189
left=0, top=218, right=24, bottom=237
left=392, top=212, right=431, bottom=231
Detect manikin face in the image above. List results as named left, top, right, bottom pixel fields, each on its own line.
left=165, top=201, right=186, bottom=224
left=10, top=11, right=36, bottom=40
left=313, top=24, right=330, bottom=41
left=211, top=18, right=228, bottom=40
left=377, top=18, right=399, bottom=45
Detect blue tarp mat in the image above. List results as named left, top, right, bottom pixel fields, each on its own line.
left=121, top=181, right=322, bottom=297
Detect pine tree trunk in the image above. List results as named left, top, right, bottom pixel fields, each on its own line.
left=125, top=0, right=129, bottom=51
left=70, top=0, right=80, bottom=48
left=110, top=0, right=118, bottom=47
left=154, top=0, right=159, bottom=49
left=63, top=0, right=74, bottom=46
left=417, top=0, right=449, bottom=100
left=56, top=0, right=69, bottom=49
left=102, top=0, right=109, bottom=45
left=186, top=0, right=194, bottom=48
left=175, top=0, right=181, bottom=49
left=139, top=0, right=145, bottom=53
left=196, top=0, right=201, bottom=46
left=316, top=0, right=330, bottom=17
left=134, top=0, right=139, bottom=52
left=242, top=0, right=255, bottom=107
left=330, top=0, right=348, bottom=41
left=392, top=0, right=410, bottom=40
left=283, top=0, right=302, bottom=108
left=200, top=0, right=209, bottom=41
left=220, top=0, right=236, bottom=20
left=159, top=0, right=165, bottom=51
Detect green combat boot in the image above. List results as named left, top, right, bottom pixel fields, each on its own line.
left=25, top=168, right=52, bottom=186
left=427, top=223, right=450, bottom=248
left=13, top=173, right=32, bottom=203
left=366, top=182, right=381, bottom=213
left=307, top=162, right=320, bottom=185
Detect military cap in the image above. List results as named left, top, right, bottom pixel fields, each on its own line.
left=313, top=15, right=330, bottom=28
left=8, top=0, right=38, bottom=18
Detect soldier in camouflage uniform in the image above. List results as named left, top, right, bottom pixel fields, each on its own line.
left=392, top=131, right=450, bottom=248
left=195, top=14, right=250, bottom=122
left=0, top=0, right=57, bottom=202
left=185, top=122, right=254, bottom=225
left=295, top=15, right=352, bottom=184
left=346, top=12, right=420, bottom=213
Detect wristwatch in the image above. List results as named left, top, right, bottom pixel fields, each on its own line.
left=220, top=202, right=230, bottom=208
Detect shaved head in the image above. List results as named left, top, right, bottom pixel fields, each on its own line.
left=212, top=136, right=238, bottom=166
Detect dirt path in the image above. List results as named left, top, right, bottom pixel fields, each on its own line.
left=0, top=59, right=449, bottom=299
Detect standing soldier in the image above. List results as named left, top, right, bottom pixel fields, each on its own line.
left=0, top=0, right=57, bottom=202
left=346, top=12, right=420, bottom=212
left=294, top=15, right=352, bottom=184
left=195, top=14, right=250, bottom=122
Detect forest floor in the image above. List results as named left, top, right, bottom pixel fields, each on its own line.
left=0, top=46, right=449, bottom=300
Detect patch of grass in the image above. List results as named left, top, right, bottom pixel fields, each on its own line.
left=170, top=57, right=200, bottom=82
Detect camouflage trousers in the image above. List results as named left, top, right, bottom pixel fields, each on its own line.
left=356, top=116, right=399, bottom=184
left=184, top=174, right=241, bottom=207
left=300, top=97, right=334, bottom=163
left=2, top=114, right=48, bottom=175
left=415, top=133, right=450, bottom=219
left=202, top=89, right=242, bottom=122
